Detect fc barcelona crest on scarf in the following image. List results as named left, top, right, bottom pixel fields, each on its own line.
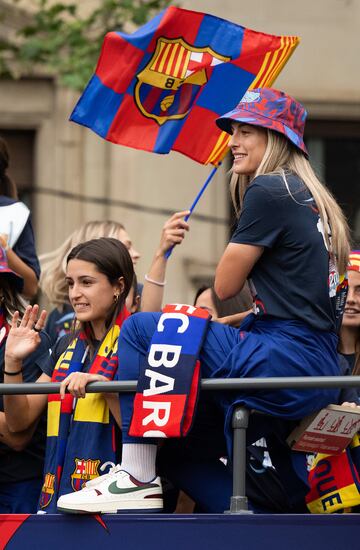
left=39, top=473, right=56, bottom=509
left=134, top=37, right=230, bottom=125
left=71, top=458, right=101, bottom=491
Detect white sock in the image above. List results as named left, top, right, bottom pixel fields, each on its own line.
left=120, top=444, right=157, bottom=482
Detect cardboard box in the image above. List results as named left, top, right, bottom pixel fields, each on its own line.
left=287, top=404, right=360, bottom=455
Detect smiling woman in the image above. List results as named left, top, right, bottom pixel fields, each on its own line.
left=66, top=262, right=123, bottom=338
left=40, top=220, right=140, bottom=345
left=229, top=123, right=268, bottom=179
left=3, top=237, right=134, bottom=513
left=338, top=250, right=360, bottom=375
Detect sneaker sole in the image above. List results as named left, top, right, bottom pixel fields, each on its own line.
left=57, top=499, right=163, bottom=514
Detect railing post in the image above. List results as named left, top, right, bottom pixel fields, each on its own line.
left=227, top=406, right=253, bottom=514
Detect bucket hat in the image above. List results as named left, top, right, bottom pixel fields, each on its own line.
left=348, top=250, right=360, bottom=273
left=0, top=247, right=24, bottom=292
left=216, top=88, right=308, bottom=156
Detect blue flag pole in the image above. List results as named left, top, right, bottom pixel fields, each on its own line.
left=165, top=163, right=221, bottom=259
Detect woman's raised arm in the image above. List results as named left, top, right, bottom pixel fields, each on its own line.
left=141, top=210, right=190, bottom=312
left=3, top=305, right=50, bottom=432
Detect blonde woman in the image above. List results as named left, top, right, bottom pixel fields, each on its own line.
left=57, top=88, right=351, bottom=514
left=40, top=220, right=140, bottom=343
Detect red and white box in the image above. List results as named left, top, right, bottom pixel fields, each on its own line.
left=287, top=404, right=360, bottom=455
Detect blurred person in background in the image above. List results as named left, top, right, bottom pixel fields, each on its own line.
left=0, top=247, right=50, bottom=512
left=0, top=136, right=40, bottom=298
left=338, top=250, right=360, bottom=378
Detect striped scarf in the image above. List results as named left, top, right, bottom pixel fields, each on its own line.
left=306, top=434, right=360, bottom=513
left=39, top=308, right=129, bottom=513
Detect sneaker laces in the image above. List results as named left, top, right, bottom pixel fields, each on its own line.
left=83, top=462, right=121, bottom=490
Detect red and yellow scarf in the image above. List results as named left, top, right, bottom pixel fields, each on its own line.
left=39, top=308, right=129, bottom=512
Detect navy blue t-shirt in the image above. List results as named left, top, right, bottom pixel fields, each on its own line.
left=0, top=196, right=41, bottom=279
left=230, top=173, right=347, bottom=333
left=45, top=304, right=74, bottom=346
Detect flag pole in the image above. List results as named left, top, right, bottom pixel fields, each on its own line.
left=165, top=163, right=221, bottom=259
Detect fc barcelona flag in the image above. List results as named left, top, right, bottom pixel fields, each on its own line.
left=70, top=6, right=300, bottom=165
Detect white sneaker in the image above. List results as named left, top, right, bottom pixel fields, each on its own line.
left=57, top=470, right=163, bottom=514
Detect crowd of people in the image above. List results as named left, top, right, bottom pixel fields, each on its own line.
left=0, top=87, right=359, bottom=516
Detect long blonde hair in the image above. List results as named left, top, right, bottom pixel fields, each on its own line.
left=40, top=220, right=126, bottom=307
left=229, top=130, right=350, bottom=275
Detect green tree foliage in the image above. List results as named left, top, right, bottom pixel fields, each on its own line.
left=0, top=0, right=172, bottom=89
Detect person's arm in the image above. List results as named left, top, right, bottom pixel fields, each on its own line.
left=0, top=234, right=38, bottom=298
left=58, top=372, right=122, bottom=427
left=215, top=243, right=263, bottom=300
left=3, top=305, right=49, bottom=432
left=215, top=178, right=284, bottom=301
left=216, top=309, right=253, bottom=327
left=0, top=411, right=38, bottom=451
left=4, top=370, right=50, bottom=432
left=141, top=211, right=190, bottom=312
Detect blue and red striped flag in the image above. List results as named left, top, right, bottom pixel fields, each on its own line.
left=70, top=6, right=300, bottom=165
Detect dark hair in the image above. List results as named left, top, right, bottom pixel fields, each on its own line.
left=194, top=283, right=253, bottom=317
left=0, top=137, right=18, bottom=199
left=66, top=237, right=134, bottom=339
left=0, top=277, right=25, bottom=318
left=130, top=272, right=138, bottom=304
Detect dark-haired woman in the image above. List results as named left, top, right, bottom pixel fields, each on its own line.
left=0, top=136, right=40, bottom=298
left=0, top=247, right=50, bottom=512
left=3, top=237, right=134, bottom=512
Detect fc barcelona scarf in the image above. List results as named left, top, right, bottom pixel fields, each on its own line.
left=306, top=434, right=360, bottom=513
left=39, top=308, right=129, bottom=512
left=129, top=304, right=211, bottom=438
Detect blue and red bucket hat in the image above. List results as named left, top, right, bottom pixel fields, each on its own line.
left=0, top=247, right=23, bottom=292
left=216, top=88, right=308, bottom=157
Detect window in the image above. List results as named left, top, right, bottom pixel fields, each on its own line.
left=0, top=129, right=36, bottom=209
left=305, top=120, right=360, bottom=244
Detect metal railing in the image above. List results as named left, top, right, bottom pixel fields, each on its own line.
left=1, top=375, right=360, bottom=514
left=2, top=376, right=360, bottom=394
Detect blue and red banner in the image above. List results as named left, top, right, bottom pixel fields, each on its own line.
left=129, top=304, right=210, bottom=438
left=2, top=513, right=360, bottom=550
left=70, top=6, right=300, bottom=165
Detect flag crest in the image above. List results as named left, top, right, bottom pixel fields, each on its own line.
left=70, top=7, right=300, bottom=165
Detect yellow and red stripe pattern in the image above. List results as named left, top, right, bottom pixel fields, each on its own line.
left=151, top=41, right=191, bottom=79
left=75, top=459, right=100, bottom=477
left=250, top=35, right=299, bottom=89
left=306, top=435, right=360, bottom=513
